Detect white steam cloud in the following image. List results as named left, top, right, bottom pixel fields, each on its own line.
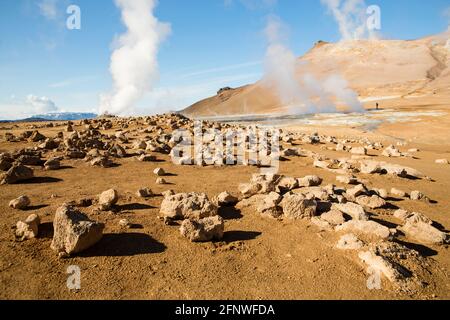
left=262, top=16, right=363, bottom=114
left=99, top=0, right=171, bottom=116
left=321, top=0, right=377, bottom=40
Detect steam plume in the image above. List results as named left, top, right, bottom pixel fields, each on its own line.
left=321, top=0, right=377, bottom=40
left=99, top=0, right=170, bottom=116
left=262, top=16, right=363, bottom=114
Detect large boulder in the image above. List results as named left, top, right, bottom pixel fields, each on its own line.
left=1, top=164, right=34, bottom=184
left=180, top=216, right=224, bottom=242
left=280, top=194, right=317, bottom=219
left=160, top=193, right=217, bottom=220
left=51, top=205, right=104, bottom=255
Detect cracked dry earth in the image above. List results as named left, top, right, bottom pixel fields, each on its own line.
left=0, top=114, right=449, bottom=300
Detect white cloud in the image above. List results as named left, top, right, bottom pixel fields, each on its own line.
left=224, top=0, right=277, bottom=10
left=49, top=75, right=98, bottom=88
left=38, top=0, right=58, bottom=20
left=26, top=95, right=58, bottom=114
left=0, top=95, right=59, bottom=120
left=179, top=61, right=261, bottom=79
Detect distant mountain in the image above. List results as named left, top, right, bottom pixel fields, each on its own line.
left=183, top=34, right=450, bottom=117
left=0, top=112, right=98, bottom=123
left=29, top=112, right=97, bottom=121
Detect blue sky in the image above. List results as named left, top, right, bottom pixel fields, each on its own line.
left=0, top=0, right=449, bottom=119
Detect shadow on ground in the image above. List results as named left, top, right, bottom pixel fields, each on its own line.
left=81, top=233, right=166, bottom=257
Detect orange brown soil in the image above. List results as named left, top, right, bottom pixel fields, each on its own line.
left=0, top=106, right=449, bottom=300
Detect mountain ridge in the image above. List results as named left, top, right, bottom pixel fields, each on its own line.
left=182, top=34, right=450, bottom=118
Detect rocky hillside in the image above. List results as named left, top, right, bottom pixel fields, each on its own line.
left=183, top=34, right=450, bottom=118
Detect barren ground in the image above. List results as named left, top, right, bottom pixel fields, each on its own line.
left=0, top=102, right=449, bottom=300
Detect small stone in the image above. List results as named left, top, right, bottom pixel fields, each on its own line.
left=217, top=192, right=238, bottom=206
left=297, top=175, right=323, bottom=187
left=321, top=210, right=346, bottom=225
left=336, top=234, right=364, bottom=250
left=9, top=195, right=31, bottom=210
left=98, top=189, right=119, bottom=211
left=350, top=147, right=367, bottom=155
left=332, top=202, right=369, bottom=221
left=153, top=168, right=166, bottom=176
left=280, top=194, right=317, bottom=219
left=90, top=156, right=114, bottom=168
left=391, top=188, right=407, bottom=198
left=1, top=164, right=34, bottom=184
left=382, top=145, right=402, bottom=157
left=276, top=176, right=299, bottom=192
left=156, top=178, right=167, bottom=185
left=138, top=154, right=156, bottom=162
left=356, top=195, right=386, bottom=209
left=336, top=220, right=393, bottom=239
left=180, top=216, right=224, bottom=242
left=410, top=190, right=425, bottom=201
left=160, top=192, right=217, bottom=220
left=44, top=157, right=60, bottom=170
left=435, top=159, right=449, bottom=164
left=336, top=175, right=359, bottom=185
left=400, top=221, right=448, bottom=245
left=137, top=188, right=153, bottom=198
left=394, top=209, right=433, bottom=225
left=345, top=184, right=367, bottom=200
left=15, top=214, right=40, bottom=241
left=162, top=190, right=175, bottom=198
left=119, top=219, right=130, bottom=228
left=310, top=217, right=332, bottom=230
left=374, top=188, right=388, bottom=199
